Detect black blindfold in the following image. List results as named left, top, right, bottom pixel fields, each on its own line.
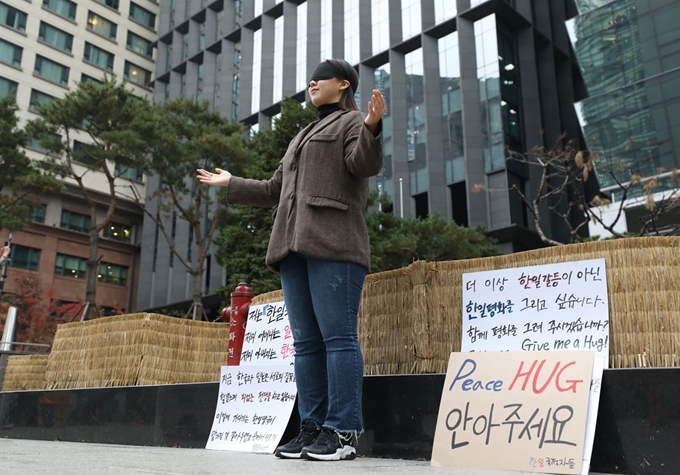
left=310, top=61, right=358, bottom=93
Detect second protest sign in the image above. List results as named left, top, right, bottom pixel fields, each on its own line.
left=432, top=350, right=594, bottom=474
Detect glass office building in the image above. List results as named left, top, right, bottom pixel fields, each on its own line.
left=568, top=0, right=680, bottom=192
left=138, top=0, right=587, bottom=309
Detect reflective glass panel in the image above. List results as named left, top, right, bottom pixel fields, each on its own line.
left=296, top=2, right=308, bottom=91
left=344, top=0, right=360, bottom=65
left=251, top=30, right=262, bottom=114
left=402, top=0, right=421, bottom=40
left=371, top=0, right=390, bottom=55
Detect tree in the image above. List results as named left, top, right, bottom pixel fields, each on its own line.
left=0, top=274, right=81, bottom=350
left=214, top=98, right=319, bottom=297
left=128, top=98, right=248, bottom=320
left=0, top=94, right=62, bottom=231
left=365, top=192, right=498, bottom=271
left=26, top=77, right=160, bottom=317
left=480, top=137, right=680, bottom=246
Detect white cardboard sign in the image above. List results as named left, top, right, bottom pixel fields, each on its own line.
left=240, top=302, right=296, bottom=365
left=206, top=365, right=297, bottom=453
left=461, top=258, right=609, bottom=475
left=461, top=258, right=609, bottom=364
left=432, top=351, right=595, bottom=474
left=207, top=301, right=298, bottom=453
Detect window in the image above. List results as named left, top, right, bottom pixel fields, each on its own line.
left=272, top=16, right=283, bottom=102
left=320, top=0, right=332, bottom=60
left=251, top=29, right=261, bottom=114
left=72, top=140, right=95, bottom=161
left=0, top=38, right=22, bottom=67
left=60, top=210, right=91, bottom=233
left=55, top=253, right=87, bottom=279
left=98, top=262, right=128, bottom=286
left=126, top=31, right=153, bottom=58
left=124, top=61, right=151, bottom=86
left=29, top=89, right=55, bottom=112
left=9, top=245, right=41, bottom=271
left=402, top=0, right=422, bottom=40
left=296, top=3, right=307, bottom=91
left=31, top=203, right=47, bottom=223
left=39, top=22, right=74, bottom=53
left=129, top=2, right=156, bottom=30
left=372, top=0, right=390, bottom=55
left=34, top=55, right=70, bottom=86
left=99, top=306, right=123, bottom=316
left=28, top=133, right=60, bottom=154
left=434, top=0, right=457, bottom=24
left=0, top=76, right=18, bottom=98
left=42, top=0, right=76, bottom=21
left=344, top=0, right=359, bottom=66
left=182, top=32, right=189, bottom=59
left=103, top=222, right=133, bottom=243
left=0, top=1, right=27, bottom=32
left=81, top=73, right=103, bottom=84
left=164, top=43, right=172, bottom=70
left=84, top=42, right=114, bottom=71
left=96, top=0, right=119, bottom=10
left=199, top=22, right=205, bottom=50
left=114, top=162, right=143, bottom=181
left=87, top=12, right=117, bottom=41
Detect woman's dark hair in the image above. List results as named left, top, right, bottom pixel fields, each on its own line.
left=327, top=59, right=359, bottom=112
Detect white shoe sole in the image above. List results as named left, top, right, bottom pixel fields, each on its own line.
left=275, top=451, right=303, bottom=459
left=303, top=446, right=356, bottom=461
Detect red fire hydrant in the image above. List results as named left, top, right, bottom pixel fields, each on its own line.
left=222, top=281, right=254, bottom=366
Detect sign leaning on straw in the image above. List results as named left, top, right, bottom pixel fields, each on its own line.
left=432, top=258, right=610, bottom=475
left=206, top=301, right=297, bottom=453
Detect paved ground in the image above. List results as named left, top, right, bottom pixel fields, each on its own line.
left=0, top=439, right=612, bottom=475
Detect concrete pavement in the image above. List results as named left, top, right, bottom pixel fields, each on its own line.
left=0, top=439, right=612, bottom=475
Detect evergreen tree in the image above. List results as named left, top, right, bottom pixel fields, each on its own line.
left=26, top=77, right=160, bottom=317
left=136, top=98, right=248, bottom=319
left=365, top=195, right=498, bottom=271
left=0, top=94, right=62, bottom=231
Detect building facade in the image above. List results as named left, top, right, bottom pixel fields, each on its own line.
left=139, top=0, right=587, bottom=309
left=0, top=0, right=160, bottom=313
left=567, top=0, right=680, bottom=237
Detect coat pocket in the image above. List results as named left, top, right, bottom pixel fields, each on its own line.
left=306, top=195, right=349, bottom=211
left=308, top=133, right=339, bottom=142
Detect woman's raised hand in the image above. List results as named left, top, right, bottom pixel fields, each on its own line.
left=364, top=89, right=386, bottom=135
left=196, top=168, right=232, bottom=187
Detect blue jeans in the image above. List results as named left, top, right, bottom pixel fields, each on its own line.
left=280, top=252, right=366, bottom=434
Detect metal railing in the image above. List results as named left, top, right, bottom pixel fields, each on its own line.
left=0, top=306, right=49, bottom=355
left=0, top=342, right=51, bottom=356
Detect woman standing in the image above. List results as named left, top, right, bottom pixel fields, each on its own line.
left=197, top=59, right=385, bottom=462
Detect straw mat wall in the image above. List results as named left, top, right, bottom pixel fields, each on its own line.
left=252, top=289, right=283, bottom=305
left=253, top=237, right=680, bottom=374
left=6, top=237, right=677, bottom=389
left=44, top=313, right=229, bottom=389
left=2, top=355, right=49, bottom=391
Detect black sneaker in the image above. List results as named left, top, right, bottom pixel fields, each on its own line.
left=274, top=420, right=321, bottom=459
left=301, top=427, right=357, bottom=461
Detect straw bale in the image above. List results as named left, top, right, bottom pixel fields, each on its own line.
left=359, top=236, right=680, bottom=374
left=36, top=237, right=680, bottom=388
left=45, top=313, right=229, bottom=389
left=2, top=355, right=49, bottom=391
left=359, top=262, right=427, bottom=375
left=252, top=289, right=284, bottom=305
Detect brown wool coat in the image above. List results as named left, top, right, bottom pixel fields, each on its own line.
left=227, top=109, right=384, bottom=272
